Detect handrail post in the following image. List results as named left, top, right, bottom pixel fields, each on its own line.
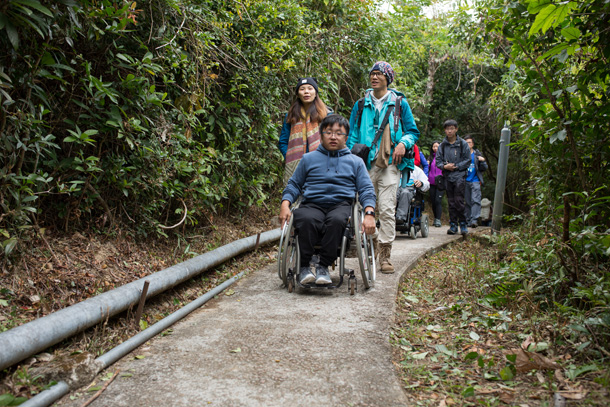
left=491, top=122, right=511, bottom=234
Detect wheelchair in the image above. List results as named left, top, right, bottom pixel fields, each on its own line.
left=277, top=199, right=376, bottom=295
left=395, top=187, right=430, bottom=240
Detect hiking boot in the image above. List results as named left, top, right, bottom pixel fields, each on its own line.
left=433, top=218, right=442, bottom=227
left=379, top=243, right=395, bottom=274
left=469, top=220, right=478, bottom=228
left=447, top=223, right=458, bottom=235
left=460, top=222, right=469, bottom=235
left=315, top=264, right=332, bottom=285
left=298, top=267, right=316, bottom=285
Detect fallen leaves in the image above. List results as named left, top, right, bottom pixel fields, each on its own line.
left=392, top=236, right=608, bottom=406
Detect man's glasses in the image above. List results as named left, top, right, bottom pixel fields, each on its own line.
left=322, top=131, right=347, bottom=137
left=369, top=72, right=384, bottom=78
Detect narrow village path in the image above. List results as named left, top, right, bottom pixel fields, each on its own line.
left=57, top=227, right=462, bottom=407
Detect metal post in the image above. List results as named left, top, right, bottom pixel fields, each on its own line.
left=491, top=122, right=511, bottom=234
left=134, top=280, right=150, bottom=328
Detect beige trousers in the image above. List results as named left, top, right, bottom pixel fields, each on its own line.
left=369, top=164, right=400, bottom=244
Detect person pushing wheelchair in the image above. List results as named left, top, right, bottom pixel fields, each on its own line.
left=279, top=114, right=377, bottom=286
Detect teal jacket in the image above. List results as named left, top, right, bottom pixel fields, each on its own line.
left=347, top=89, right=420, bottom=171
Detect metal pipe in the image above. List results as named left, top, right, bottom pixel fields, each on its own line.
left=491, top=123, right=511, bottom=234
left=19, top=381, right=70, bottom=407
left=0, top=229, right=281, bottom=371
left=20, top=272, right=246, bottom=407
left=96, top=271, right=244, bottom=369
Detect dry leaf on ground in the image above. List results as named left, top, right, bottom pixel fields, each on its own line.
left=508, top=348, right=560, bottom=372
left=560, top=386, right=588, bottom=400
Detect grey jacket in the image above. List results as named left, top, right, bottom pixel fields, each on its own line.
left=435, top=136, right=471, bottom=182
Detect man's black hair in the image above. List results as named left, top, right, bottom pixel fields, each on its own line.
left=319, top=114, right=350, bottom=135
left=443, top=119, right=458, bottom=129
left=463, top=135, right=474, bottom=144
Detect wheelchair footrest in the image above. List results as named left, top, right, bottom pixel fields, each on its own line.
left=296, top=270, right=350, bottom=290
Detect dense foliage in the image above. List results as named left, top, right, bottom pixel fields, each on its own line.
left=0, top=0, right=392, bottom=254
left=1, top=0, right=608, bottom=350
left=473, top=0, right=610, bottom=351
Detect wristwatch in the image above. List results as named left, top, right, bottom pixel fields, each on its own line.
left=364, top=210, right=375, bottom=217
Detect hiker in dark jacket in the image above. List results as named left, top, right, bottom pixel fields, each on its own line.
left=435, top=119, right=471, bottom=235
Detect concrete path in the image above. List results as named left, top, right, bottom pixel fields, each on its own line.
left=57, top=227, right=461, bottom=407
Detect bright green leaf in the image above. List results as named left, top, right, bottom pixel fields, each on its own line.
left=539, top=43, right=569, bottom=61
left=561, top=27, right=581, bottom=40
left=499, top=366, right=515, bottom=381
left=465, top=351, right=479, bottom=360
left=462, top=386, right=475, bottom=397
left=527, top=0, right=553, bottom=14
left=529, top=4, right=556, bottom=36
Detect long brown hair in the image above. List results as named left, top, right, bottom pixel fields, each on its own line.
left=286, top=94, right=328, bottom=125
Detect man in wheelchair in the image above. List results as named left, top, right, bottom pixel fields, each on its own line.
left=395, top=165, right=430, bottom=228
left=279, top=114, right=376, bottom=286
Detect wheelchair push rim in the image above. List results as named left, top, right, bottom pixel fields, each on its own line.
left=354, top=203, right=374, bottom=289
left=279, top=215, right=300, bottom=287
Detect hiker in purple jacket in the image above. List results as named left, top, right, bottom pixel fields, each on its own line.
left=427, top=141, right=445, bottom=227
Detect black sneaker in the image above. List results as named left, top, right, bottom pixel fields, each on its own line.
left=460, top=222, right=469, bottom=235
left=299, top=267, right=316, bottom=285
left=447, top=223, right=458, bottom=235
left=315, top=264, right=332, bottom=285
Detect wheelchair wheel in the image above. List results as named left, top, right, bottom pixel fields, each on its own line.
left=340, top=234, right=348, bottom=281
left=279, top=215, right=300, bottom=287
left=277, top=219, right=289, bottom=280
left=409, top=225, right=417, bottom=239
left=354, top=203, right=373, bottom=289
left=421, top=214, right=430, bottom=238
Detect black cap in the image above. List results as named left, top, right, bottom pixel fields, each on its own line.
left=295, top=77, right=319, bottom=94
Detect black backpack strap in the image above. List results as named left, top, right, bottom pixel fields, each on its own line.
left=356, top=97, right=365, bottom=130
left=355, top=90, right=372, bottom=131
left=393, top=95, right=414, bottom=157
left=394, top=96, right=402, bottom=133
left=371, top=105, right=395, bottom=149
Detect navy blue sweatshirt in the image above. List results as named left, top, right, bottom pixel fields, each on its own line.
left=282, top=145, right=376, bottom=209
